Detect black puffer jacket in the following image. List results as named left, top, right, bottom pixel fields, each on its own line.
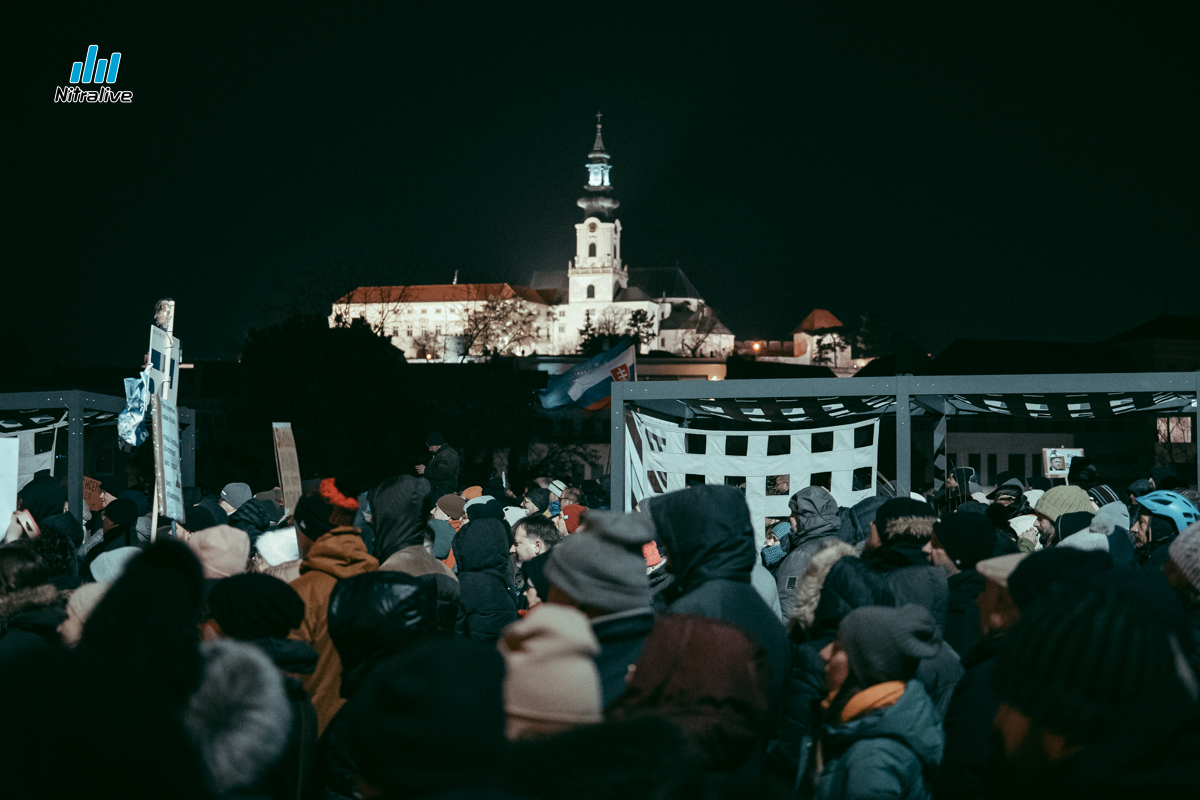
left=228, top=498, right=283, bottom=544
left=424, top=446, right=460, bottom=498
left=319, top=571, right=443, bottom=800
left=865, top=540, right=949, bottom=632
left=648, top=485, right=789, bottom=700
left=452, top=519, right=518, bottom=642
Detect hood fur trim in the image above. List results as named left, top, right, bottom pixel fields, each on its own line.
left=787, top=541, right=857, bottom=635
left=0, top=584, right=68, bottom=625
left=884, top=515, right=935, bottom=542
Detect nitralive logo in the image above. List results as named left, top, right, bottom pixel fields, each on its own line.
left=54, top=45, right=132, bottom=103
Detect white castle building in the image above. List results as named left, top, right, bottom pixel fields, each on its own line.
left=333, top=119, right=735, bottom=361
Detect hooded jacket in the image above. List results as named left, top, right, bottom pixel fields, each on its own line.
left=776, top=487, right=842, bottom=619
left=373, top=476, right=461, bottom=631
left=0, top=584, right=69, bottom=670
left=647, top=485, right=790, bottom=701
left=814, top=681, right=944, bottom=800
left=227, top=498, right=283, bottom=545
left=289, top=529, right=379, bottom=734
left=864, top=525, right=949, bottom=633
left=452, top=519, right=518, bottom=642
left=424, top=446, right=460, bottom=498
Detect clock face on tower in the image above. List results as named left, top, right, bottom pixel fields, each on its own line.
left=588, top=222, right=597, bottom=232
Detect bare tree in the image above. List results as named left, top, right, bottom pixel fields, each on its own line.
left=679, top=304, right=720, bottom=357
left=413, top=330, right=441, bottom=360
left=624, top=309, right=656, bottom=349
left=594, top=306, right=626, bottom=337
left=456, top=286, right=547, bottom=359
left=330, top=285, right=413, bottom=337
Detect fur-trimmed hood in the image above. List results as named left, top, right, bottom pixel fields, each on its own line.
left=0, top=584, right=70, bottom=634
left=883, top=515, right=936, bottom=544
left=787, top=541, right=856, bottom=636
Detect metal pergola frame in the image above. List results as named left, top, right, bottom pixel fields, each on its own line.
left=0, top=390, right=195, bottom=523
left=611, top=372, right=1200, bottom=506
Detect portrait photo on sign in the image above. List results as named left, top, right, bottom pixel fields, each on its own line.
left=1042, top=447, right=1084, bottom=478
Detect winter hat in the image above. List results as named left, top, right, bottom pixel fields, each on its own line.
left=986, top=478, right=1025, bottom=501
left=499, top=604, right=603, bottom=739
left=67, top=581, right=111, bottom=625
left=932, top=513, right=996, bottom=570
left=874, top=497, right=936, bottom=543
left=207, top=573, right=305, bottom=640
left=347, top=638, right=507, bottom=797
left=559, top=504, right=587, bottom=534
left=1029, top=477, right=1052, bottom=492
left=436, top=493, right=465, bottom=520
left=1059, top=531, right=1109, bottom=552
left=1055, top=511, right=1095, bottom=542
left=523, top=488, right=551, bottom=515
left=188, top=526, right=251, bottom=579
left=992, top=569, right=1193, bottom=744
left=544, top=511, right=654, bottom=613
left=463, top=495, right=490, bottom=513
left=104, top=498, right=140, bottom=528
left=1006, top=547, right=1113, bottom=612
left=425, top=432, right=446, bottom=447
left=118, top=490, right=151, bottom=517
left=219, top=483, right=252, bottom=511
left=90, top=546, right=141, bottom=583
left=18, top=474, right=66, bottom=523
left=1087, top=485, right=1122, bottom=509
left=462, top=486, right=483, bottom=500
left=975, top=553, right=1028, bottom=589
left=1090, top=502, right=1131, bottom=537
left=837, top=604, right=942, bottom=686
left=1127, top=478, right=1152, bottom=498
left=1067, top=457, right=1098, bottom=489
left=1033, top=486, right=1094, bottom=522
left=548, top=480, right=567, bottom=497
left=1168, top=521, right=1200, bottom=594
left=956, top=501, right=989, bottom=515
left=183, top=639, right=292, bottom=796
left=1022, top=489, right=1045, bottom=508
left=294, top=477, right=360, bottom=540
left=185, top=503, right=224, bottom=532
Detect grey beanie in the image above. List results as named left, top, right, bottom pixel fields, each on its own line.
left=838, top=604, right=941, bottom=686
left=221, top=482, right=253, bottom=511
left=544, top=511, right=654, bottom=614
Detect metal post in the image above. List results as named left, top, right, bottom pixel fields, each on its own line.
left=611, top=386, right=626, bottom=512
left=67, top=391, right=85, bottom=523
left=1194, top=371, right=1199, bottom=492
left=895, top=376, right=911, bottom=496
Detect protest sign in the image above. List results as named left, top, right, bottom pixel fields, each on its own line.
left=151, top=396, right=185, bottom=524
left=83, top=476, right=104, bottom=512
left=1043, top=447, right=1084, bottom=479
left=273, top=423, right=303, bottom=515
left=0, top=438, right=18, bottom=533
left=146, top=326, right=182, bottom=406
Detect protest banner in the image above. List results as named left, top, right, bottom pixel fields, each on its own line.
left=273, top=423, right=303, bottom=515
left=83, top=476, right=104, bottom=512
left=1043, top=447, right=1084, bottom=479
left=146, top=326, right=182, bottom=407
left=151, top=395, right=185, bottom=536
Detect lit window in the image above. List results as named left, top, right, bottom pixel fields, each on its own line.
left=1158, top=416, right=1193, bottom=443
left=586, top=284, right=595, bottom=299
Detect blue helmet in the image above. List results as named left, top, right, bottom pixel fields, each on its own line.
left=1135, top=490, right=1200, bottom=537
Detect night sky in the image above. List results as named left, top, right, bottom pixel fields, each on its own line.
left=9, top=3, right=1198, bottom=368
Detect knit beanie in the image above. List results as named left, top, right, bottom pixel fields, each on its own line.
left=544, top=511, right=654, bottom=613
left=425, top=432, right=446, bottom=447
left=436, top=494, right=465, bottom=520
left=1087, top=485, right=1121, bottom=509
left=1067, top=457, right=1098, bottom=489
left=499, top=604, right=603, bottom=739
left=347, top=638, right=507, bottom=797
left=523, top=488, right=551, bottom=515
left=220, top=483, right=253, bottom=511
left=559, top=504, right=587, bottom=534
left=104, top=498, right=139, bottom=528
left=1168, top=521, right=1200, bottom=594
left=1006, top=547, right=1113, bottom=612
left=1055, top=511, right=1095, bottom=541
left=933, top=514, right=995, bottom=570
left=188, top=526, right=251, bottom=579
left=1090, top=502, right=1131, bottom=537
left=207, top=573, right=305, bottom=640
left=992, top=570, right=1193, bottom=744
left=549, top=480, right=567, bottom=497
left=90, top=546, right=141, bottom=583
left=67, top=581, right=111, bottom=625
left=838, top=604, right=941, bottom=686
left=294, top=477, right=360, bottom=540
left=1034, top=486, right=1094, bottom=523
left=874, top=498, right=936, bottom=542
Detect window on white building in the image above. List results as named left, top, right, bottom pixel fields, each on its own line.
left=558, top=325, right=566, bottom=333
left=588, top=243, right=596, bottom=258
left=391, top=328, right=398, bottom=337
left=435, top=326, right=441, bottom=335
left=586, top=285, right=595, bottom=299
left=558, top=310, right=566, bottom=318
left=406, top=329, right=412, bottom=337
left=435, top=308, right=442, bottom=314
left=420, top=308, right=427, bottom=314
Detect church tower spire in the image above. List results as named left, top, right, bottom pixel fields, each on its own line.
left=577, top=112, right=619, bottom=218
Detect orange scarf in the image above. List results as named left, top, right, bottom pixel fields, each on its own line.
left=839, top=681, right=906, bottom=723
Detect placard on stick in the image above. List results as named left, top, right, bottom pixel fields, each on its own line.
left=83, top=477, right=104, bottom=512
left=151, top=396, right=185, bottom=523
left=273, top=423, right=303, bottom=516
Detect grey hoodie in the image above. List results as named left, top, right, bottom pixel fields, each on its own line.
left=776, top=487, right=842, bottom=620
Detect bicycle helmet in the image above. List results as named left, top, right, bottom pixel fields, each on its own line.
left=1135, top=491, right=1200, bottom=538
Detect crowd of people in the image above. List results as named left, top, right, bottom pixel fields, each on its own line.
left=2, top=438, right=1199, bottom=799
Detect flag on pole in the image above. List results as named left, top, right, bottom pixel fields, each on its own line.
left=539, top=338, right=636, bottom=411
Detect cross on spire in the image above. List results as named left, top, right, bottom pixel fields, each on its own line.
left=596, top=111, right=603, bottom=125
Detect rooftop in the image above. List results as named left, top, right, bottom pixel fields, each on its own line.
left=337, top=283, right=547, bottom=306
left=1106, top=314, right=1200, bottom=344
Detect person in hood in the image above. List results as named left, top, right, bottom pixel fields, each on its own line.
left=808, top=605, right=944, bottom=800
left=319, top=571, right=444, bottom=799
left=647, top=485, right=790, bottom=701
left=835, top=496, right=889, bottom=552
left=417, top=432, right=460, bottom=498
left=453, top=518, right=519, bottom=642
left=926, top=513, right=996, bottom=656
left=0, top=544, right=69, bottom=670
left=289, top=477, right=379, bottom=734
left=865, top=498, right=948, bottom=632
left=373, top=475, right=461, bottom=632
left=775, top=486, right=842, bottom=620
left=16, top=474, right=65, bottom=527
left=228, top=496, right=285, bottom=545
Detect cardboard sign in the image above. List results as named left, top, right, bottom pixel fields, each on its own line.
left=147, top=326, right=182, bottom=405
left=0, top=438, right=18, bottom=532
left=273, top=423, right=303, bottom=516
left=83, top=476, right=104, bottom=512
left=1043, top=447, right=1084, bottom=479
left=151, top=396, right=185, bottom=523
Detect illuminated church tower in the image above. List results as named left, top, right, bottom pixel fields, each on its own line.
left=569, top=114, right=627, bottom=304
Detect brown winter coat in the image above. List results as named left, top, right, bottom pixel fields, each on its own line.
left=289, top=528, right=378, bottom=733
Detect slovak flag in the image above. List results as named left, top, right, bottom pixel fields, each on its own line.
left=539, top=337, right=637, bottom=411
